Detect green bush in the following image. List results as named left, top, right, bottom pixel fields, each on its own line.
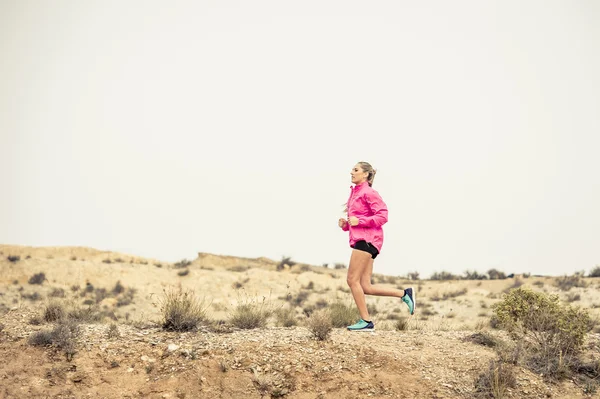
left=492, top=288, right=590, bottom=379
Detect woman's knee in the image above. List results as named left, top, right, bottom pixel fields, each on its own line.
left=347, top=275, right=359, bottom=287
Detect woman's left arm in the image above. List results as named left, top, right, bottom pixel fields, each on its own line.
left=357, top=191, right=388, bottom=227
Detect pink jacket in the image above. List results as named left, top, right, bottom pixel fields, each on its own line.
left=341, top=181, right=389, bottom=253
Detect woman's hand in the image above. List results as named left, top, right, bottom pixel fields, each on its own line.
left=348, top=216, right=359, bottom=226
left=338, top=218, right=348, bottom=228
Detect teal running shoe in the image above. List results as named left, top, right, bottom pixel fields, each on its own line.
left=347, top=319, right=375, bottom=332
left=402, top=287, right=415, bottom=315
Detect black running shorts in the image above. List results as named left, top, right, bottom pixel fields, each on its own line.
left=352, top=240, right=379, bottom=259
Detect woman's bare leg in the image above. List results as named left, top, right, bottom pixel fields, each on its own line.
left=346, top=249, right=372, bottom=320
left=360, top=258, right=405, bottom=298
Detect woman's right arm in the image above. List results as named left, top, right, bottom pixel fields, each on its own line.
left=338, top=218, right=349, bottom=231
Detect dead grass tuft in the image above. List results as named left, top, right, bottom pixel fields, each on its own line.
left=306, top=308, right=332, bottom=340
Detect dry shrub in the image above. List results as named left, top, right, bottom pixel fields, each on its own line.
left=329, top=301, right=359, bottom=328
left=487, top=269, right=507, bottom=280
left=394, top=317, right=409, bottom=331
left=430, top=271, right=459, bottom=280
left=112, top=281, right=125, bottom=294
left=228, top=265, right=250, bottom=272
left=68, top=304, right=105, bottom=323
left=502, top=278, right=523, bottom=293
left=443, top=288, right=468, bottom=299
left=28, top=319, right=80, bottom=360
left=589, top=266, right=600, bottom=278
left=566, top=292, right=581, bottom=302
left=466, top=332, right=500, bottom=348
left=116, top=288, right=136, bottom=307
left=7, top=255, right=20, bottom=262
left=173, top=259, right=192, bottom=268
left=44, top=300, right=66, bottom=322
left=159, top=288, right=209, bottom=331
left=306, top=308, right=332, bottom=340
left=555, top=273, right=587, bottom=291
left=106, top=323, right=119, bottom=339
left=229, top=291, right=274, bottom=329
left=275, top=308, right=297, bottom=327
left=28, top=273, right=46, bottom=285
left=474, top=359, right=516, bottom=398
left=276, top=256, right=296, bottom=271
left=177, top=268, right=190, bottom=276
left=49, top=288, right=65, bottom=298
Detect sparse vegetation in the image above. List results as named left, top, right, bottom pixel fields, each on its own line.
left=158, top=288, right=209, bottom=331
left=474, top=359, right=516, bottom=399
left=228, top=265, right=250, bottom=272
left=443, top=288, right=468, bottom=299
left=487, top=269, right=507, bottom=280
left=106, top=323, right=119, bottom=339
left=329, top=301, right=359, bottom=328
left=555, top=273, right=588, bottom=291
left=49, top=287, right=65, bottom=298
left=7, top=255, right=20, bottom=263
left=589, top=266, right=600, bottom=278
left=430, top=271, right=459, bottom=280
left=4, top=246, right=600, bottom=398
left=466, top=332, right=500, bottom=348
left=502, top=277, right=523, bottom=293
left=463, top=270, right=488, bottom=280
left=28, top=319, right=81, bottom=360
left=394, top=317, right=409, bottom=331
left=44, top=300, right=66, bottom=322
left=306, top=308, right=332, bottom=340
left=229, top=292, right=274, bottom=329
left=28, top=272, right=46, bottom=285
left=407, top=271, right=420, bottom=280
left=112, top=281, right=125, bottom=295
left=174, top=259, right=192, bottom=268
left=275, top=307, right=297, bottom=327
left=276, top=256, right=296, bottom=271
left=493, top=287, right=591, bottom=380
left=566, top=292, right=581, bottom=302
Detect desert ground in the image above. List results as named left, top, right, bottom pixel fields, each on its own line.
left=1, top=244, right=599, bottom=399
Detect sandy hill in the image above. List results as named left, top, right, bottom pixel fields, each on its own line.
left=0, top=244, right=599, bottom=399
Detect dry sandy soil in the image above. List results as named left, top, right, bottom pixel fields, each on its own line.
left=1, top=244, right=599, bottom=399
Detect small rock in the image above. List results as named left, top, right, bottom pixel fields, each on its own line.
left=167, top=344, right=179, bottom=352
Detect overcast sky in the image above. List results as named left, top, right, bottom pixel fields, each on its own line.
left=1, top=1, right=599, bottom=278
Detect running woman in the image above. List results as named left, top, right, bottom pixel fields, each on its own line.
left=339, top=161, right=415, bottom=331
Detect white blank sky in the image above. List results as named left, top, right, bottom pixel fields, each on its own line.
left=1, top=1, right=599, bottom=277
